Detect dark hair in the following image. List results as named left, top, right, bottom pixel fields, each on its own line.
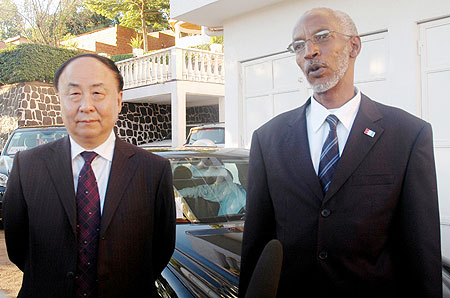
left=53, top=54, right=124, bottom=91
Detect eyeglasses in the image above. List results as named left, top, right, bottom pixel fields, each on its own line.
left=287, top=29, right=353, bottom=54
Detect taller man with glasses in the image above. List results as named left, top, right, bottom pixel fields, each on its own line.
left=239, top=7, right=441, bottom=298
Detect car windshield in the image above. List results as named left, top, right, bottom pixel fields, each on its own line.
left=187, top=128, right=225, bottom=145
left=4, top=128, right=68, bottom=156
left=169, top=154, right=248, bottom=223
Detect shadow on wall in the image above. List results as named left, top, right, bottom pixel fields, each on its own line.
left=116, top=103, right=220, bottom=146
left=116, top=102, right=172, bottom=145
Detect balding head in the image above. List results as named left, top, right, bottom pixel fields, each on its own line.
left=291, top=7, right=361, bottom=108
left=294, top=7, right=358, bottom=38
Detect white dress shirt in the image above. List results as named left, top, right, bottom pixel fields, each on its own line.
left=70, top=131, right=116, bottom=214
left=306, top=89, right=361, bottom=174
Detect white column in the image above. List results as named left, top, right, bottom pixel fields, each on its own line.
left=174, top=22, right=181, bottom=45
left=170, top=47, right=183, bottom=81
left=218, top=96, right=225, bottom=122
left=171, top=86, right=186, bottom=148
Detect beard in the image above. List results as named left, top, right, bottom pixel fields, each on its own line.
left=305, top=44, right=351, bottom=93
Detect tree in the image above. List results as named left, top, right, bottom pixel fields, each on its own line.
left=21, top=0, right=80, bottom=46
left=83, top=0, right=170, bottom=51
left=0, top=0, right=25, bottom=40
left=65, top=6, right=115, bottom=36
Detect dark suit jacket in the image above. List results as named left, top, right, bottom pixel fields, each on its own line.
left=3, top=136, right=176, bottom=298
left=239, top=94, right=442, bottom=298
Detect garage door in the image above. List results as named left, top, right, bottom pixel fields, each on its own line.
left=419, top=17, right=450, bottom=224
left=242, top=31, right=389, bottom=148
left=242, top=52, right=309, bottom=148
left=355, top=31, right=389, bottom=105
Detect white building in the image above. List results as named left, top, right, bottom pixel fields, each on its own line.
left=170, top=0, right=450, bottom=253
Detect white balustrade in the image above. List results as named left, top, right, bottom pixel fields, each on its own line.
left=116, top=47, right=224, bottom=89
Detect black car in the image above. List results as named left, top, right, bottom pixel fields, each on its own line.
left=147, top=147, right=248, bottom=297
left=148, top=147, right=450, bottom=298
left=0, top=126, right=68, bottom=225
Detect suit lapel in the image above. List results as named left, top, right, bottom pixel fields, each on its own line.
left=324, top=94, right=384, bottom=203
left=288, top=99, right=324, bottom=201
left=100, top=138, right=138, bottom=236
left=45, top=137, right=77, bottom=234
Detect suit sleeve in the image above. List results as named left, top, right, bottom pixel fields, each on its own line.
left=396, top=122, right=442, bottom=297
left=3, top=151, right=29, bottom=271
left=152, top=159, right=176, bottom=277
left=239, top=130, right=276, bottom=297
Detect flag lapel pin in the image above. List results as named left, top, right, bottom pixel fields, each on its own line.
left=364, top=128, right=376, bottom=138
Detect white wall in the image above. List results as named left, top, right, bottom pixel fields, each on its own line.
left=223, top=0, right=450, bottom=147
left=170, top=0, right=450, bottom=226
left=66, top=27, right=117, bottom=52
left=220, top=0, right=450, bottom=228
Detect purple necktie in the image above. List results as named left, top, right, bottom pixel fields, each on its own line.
left=76, top=151, right=100, bottom=298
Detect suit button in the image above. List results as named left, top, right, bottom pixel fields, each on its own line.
left=318, top=251, right=328, bottom=260
left=66, top=271, right=75, bottom=279
left=321, top=209, right=331, bottom=217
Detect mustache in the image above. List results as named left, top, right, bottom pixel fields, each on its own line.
left=304, top=59, right=329, bottom=74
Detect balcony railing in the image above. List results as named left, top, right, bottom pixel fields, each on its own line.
left=116, top=46, right=224, bottom=89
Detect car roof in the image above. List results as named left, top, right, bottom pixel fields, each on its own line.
left=12, top=125, right=66, bottom=132
left=147, top=147, right=248, bottom=159
left=190, top=123, right=225, bottom=129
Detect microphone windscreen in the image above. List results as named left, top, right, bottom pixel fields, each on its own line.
left=245, top=239, right=283, bottom=298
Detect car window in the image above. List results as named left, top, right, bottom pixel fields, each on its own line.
left=188, top=128, right=225, bottom=145
left=4, top=129, right=68, bottom=156
left=170, top=155, right=248, bottom=223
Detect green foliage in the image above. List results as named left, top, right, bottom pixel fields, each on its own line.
left=129, top=34, right=144, bottom=49
left=22, top=0, right=80, bottom=46
left=60, top=33, right=79, bottom=49
left=110, top=53, right=133, bottom=62
left=211, top=36, right=223, bottom=44
left=64, top=6, right=115, bottom=36
left=83, top=0, right=170, bottom=33
left=190, top=44, right=211, bottom=51
left=189, top=35, right=224, bottom=51
left=0, top=43, right=82, bottom=85
left=0, top=0, right=24, bottom=40
left=1, top=0, right=113, bottom=45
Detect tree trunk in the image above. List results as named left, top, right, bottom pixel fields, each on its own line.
left=141, top=4, right=148, bottom=52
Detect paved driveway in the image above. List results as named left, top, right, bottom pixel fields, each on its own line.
left=0, top=230, right=21, bottom=298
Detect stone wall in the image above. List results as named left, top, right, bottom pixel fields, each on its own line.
left=117, top=103, right=219, bottom=145
left=186, top=105, right=219, bottom=125
left=117, top=102, right=171, bottom=145
left=0, top=82, right=219, bottom=148
left=0, top=82, right=62, bottom=148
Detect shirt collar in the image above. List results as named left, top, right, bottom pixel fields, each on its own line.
left=70, top=130, right=116, bottom=162
left=310, top=88, right=361, bottom=132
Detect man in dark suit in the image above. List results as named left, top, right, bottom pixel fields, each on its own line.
left=3, top=54, right=176, bottom=298
left=239, top=7, right=442, bottom=298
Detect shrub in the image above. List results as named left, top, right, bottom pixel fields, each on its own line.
left=110, top=53, right=134, bottom=62
left=190, top=44, right=211, bottom=51
left=0, top=43, right=83, bottom=85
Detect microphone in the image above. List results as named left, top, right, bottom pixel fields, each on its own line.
left=245, top=239, right=283, bottom=298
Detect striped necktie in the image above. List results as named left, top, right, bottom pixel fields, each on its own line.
left=318, top=115, right=340, bottom=193
left=76, top=151, right=100, bottom=298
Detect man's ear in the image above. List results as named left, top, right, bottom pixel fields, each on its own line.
left=117, top=91, right=123, bottom=110
left=349, top=35, right=361, bottom=58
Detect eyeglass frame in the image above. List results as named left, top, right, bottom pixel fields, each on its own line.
left=287, top=29, right=354, bottom=54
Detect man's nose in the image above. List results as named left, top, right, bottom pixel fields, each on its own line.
left=79, top=94, right=95, bottom=112
left=303, top=39, right=320, bottom=59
